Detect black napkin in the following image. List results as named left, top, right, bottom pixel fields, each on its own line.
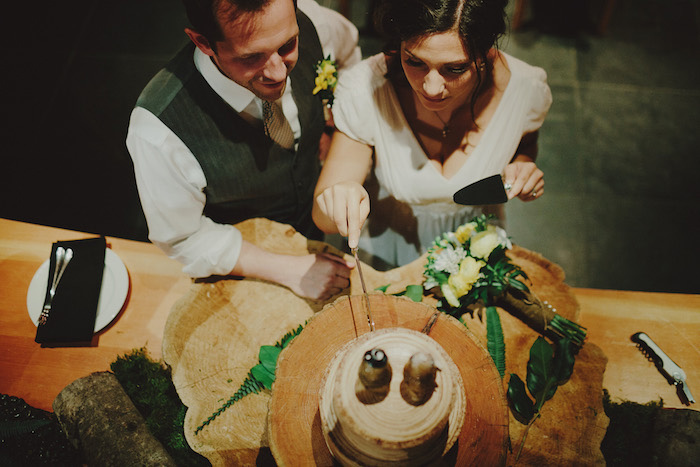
left=35, top=237, right=106, bottom=346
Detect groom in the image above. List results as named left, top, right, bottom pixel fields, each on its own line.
left=127, top=0, right=361, bottom=300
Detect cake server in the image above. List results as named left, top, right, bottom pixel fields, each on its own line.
left=352, top=247, right=375, bottom=332
left=632, top=332, right=695, bottom=405
left=453, top=174, right=508, bottom=205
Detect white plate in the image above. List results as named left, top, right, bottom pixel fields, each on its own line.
left=27, top=248, right=130, bottom=333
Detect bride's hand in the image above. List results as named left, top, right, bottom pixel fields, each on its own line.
left=315, top=181, right=370, bottom=249
left=503, top=159, right=544, bottom=201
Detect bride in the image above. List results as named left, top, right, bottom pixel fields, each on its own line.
left=313, top=0, right=552, bottom=269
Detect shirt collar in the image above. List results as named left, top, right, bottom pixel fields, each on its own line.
left=193, top=47, right=257, bottom=113
left=193, top=47, right=294, bottom=119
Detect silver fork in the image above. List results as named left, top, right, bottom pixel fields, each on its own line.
left=38, top=246, right=74, bottom=325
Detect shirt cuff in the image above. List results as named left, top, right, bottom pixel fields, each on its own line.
left=176, top=224, right=243, bottom=278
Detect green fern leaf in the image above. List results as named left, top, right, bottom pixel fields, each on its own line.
left=276, top=323, right=305, bottom=349
left=0, top=419, right=51, bottom=439
left=194, top=370, right=265, bottom=434
left=195, top=323, right=306, bottom=435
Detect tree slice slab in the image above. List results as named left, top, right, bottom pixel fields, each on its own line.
left=161, top=219, right=347, bottom=466
left=319, top=328, right=467, bottom=466
left=161, top=219, right=609, bottom=466
left=268, top=294, right=509, bottom=466
left=393, top=246, right=610, bottom=465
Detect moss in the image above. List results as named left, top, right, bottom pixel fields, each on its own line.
left=111, top=349, right=669, bottom=466
left=0, top=394, right=82, bottom=466
left=110, top=348, right=209, bottom=466
left=600, top=389, right=663, bottom=467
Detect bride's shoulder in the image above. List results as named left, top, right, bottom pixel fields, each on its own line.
left=338, top=53, right=389, bottom=92
left=495, top=51, right=548, bottom=82
left=490, top=50, right=512, bottom=90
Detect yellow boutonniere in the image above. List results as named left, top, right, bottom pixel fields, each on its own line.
left=313, top=55, right=338, bottom=107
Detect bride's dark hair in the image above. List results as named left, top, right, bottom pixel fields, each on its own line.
left=374, top=0, right=508, bottom=116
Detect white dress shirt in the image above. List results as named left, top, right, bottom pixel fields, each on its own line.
left=126, top=0, right=361, bottom=278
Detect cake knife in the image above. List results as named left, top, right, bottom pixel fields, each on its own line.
left=453, top=174, right=508, bottom=205
left=352, top=248, right=375, bottom=332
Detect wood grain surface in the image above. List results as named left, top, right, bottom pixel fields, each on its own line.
left=268, top=294, right=509, bottom=466
left=2, top=218, right=697, bottom=465
left=161, top=219, right=609, bottom=466
left=0, top=218, right=190, bottom=411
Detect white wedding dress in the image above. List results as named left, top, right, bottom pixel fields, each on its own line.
left=332, top=52, right=552, bottom=269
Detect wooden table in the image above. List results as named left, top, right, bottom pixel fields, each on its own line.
left=1, top=218, right=697, bottom=413
left=0, top=218, right=191, bottom=411
left=576, top=288, right=699, bottom=409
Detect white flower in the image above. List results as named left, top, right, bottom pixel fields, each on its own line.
left=432, top=246, right=467, bottom=275
left=423, top=276, right=439, bottom=290
left=495, top=226, right=512, bottom=249
left=445, top=231, right=459, bottom=246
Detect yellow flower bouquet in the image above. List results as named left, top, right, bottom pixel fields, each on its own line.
left=424, top=215, right=521, bottom=309
left=423, top=215, right=585, bottom=347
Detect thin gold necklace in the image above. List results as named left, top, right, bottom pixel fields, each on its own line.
left=434, top=111, right=452, bottom=139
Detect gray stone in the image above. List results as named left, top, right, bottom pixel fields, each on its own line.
left=53, top=371, right=176, bottom=466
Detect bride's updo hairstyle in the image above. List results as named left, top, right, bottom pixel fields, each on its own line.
left=374, top=0, right=509, bottom=116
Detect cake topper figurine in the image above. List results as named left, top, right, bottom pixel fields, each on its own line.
left=356, top=348, right=392, bottom=404
left=400, top=352, right=440, bottom=406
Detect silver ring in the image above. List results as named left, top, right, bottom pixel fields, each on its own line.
left=504, top=182, right=513, bottom=191
left=531, top=190, right=538, bottom=197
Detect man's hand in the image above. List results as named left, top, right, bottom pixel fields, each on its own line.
left=232, top=241, right=355, bottom=302
left=277, top=252, right=354, bottom=301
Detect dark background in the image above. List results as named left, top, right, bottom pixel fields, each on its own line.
left=3, top=0, right=699, bottom=293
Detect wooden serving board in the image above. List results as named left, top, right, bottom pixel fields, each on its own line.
left=161, top=219, right=341, bottom=465
left=161, top=218, right=609, bottom=466
left=268, top=294, right=509, bottom=466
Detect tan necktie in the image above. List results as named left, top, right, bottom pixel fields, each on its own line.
left=263, top=100, right=295, bottom=149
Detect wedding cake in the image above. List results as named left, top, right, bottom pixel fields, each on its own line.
left=319, top=327, right=466, bottom=466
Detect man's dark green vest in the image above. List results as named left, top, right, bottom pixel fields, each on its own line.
left=135, top=10, right=324, bottom=240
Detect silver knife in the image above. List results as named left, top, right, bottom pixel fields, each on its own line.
left=352, top=248, right=375, bottom=332
left=632, top=332, right=695, bottom=404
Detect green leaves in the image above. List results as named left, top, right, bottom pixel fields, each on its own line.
left=0, top=419, right=51, bottom=439
left=251, top=345, right=282, bottom=390
left=194, top=369, right=265, bottom=435
left=507, top=374, right=535, bottom=423
left=553, top=337, right=576, bottom=383
left=400, top=284, right=424, bottom=302
left=250, top=365, right=274, bottom=390
left=195, top=324, right=305, bottom=435
left=260, top=345, right=282, bottom=372
left=507, top=336, right=579, bottom=423
left=527, top=337, right=558, bottom=408
left=377, top=284, right=424, bottom=302
left=486, top=307, right=506, bottom=378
